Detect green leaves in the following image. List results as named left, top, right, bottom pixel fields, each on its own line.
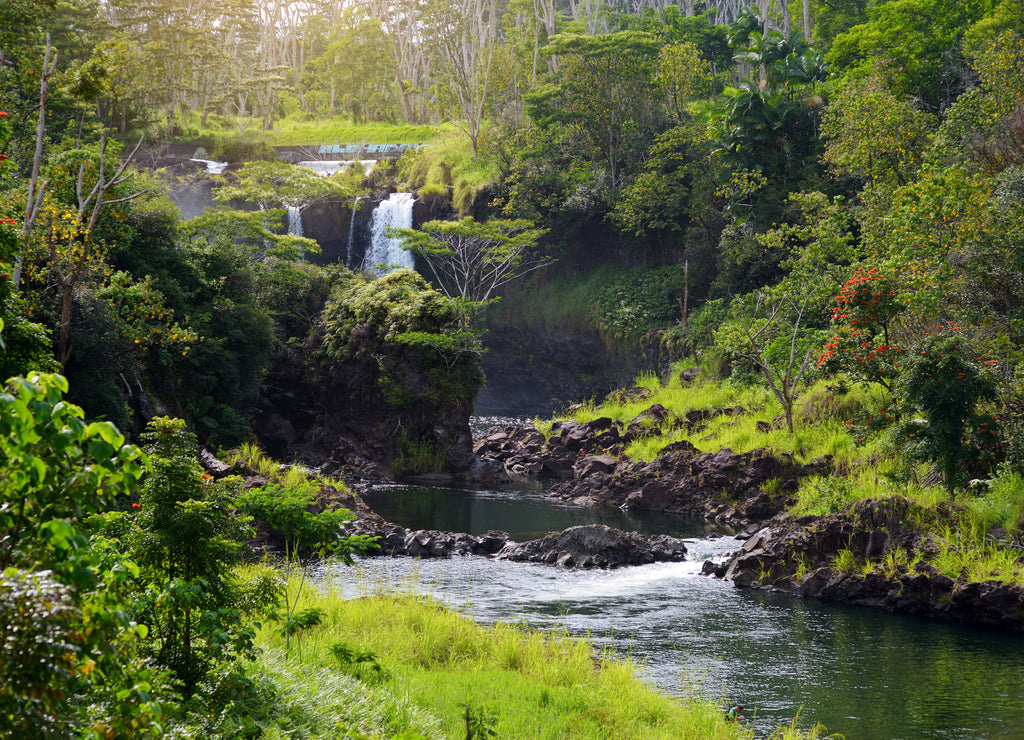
left=389, top=216, right=549, bottom=331
left=893, top=334, right=999, bottom=495
left=0, top=373, right=143, bottom=573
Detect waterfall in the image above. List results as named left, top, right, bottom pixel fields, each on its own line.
left=296, top=160, right=377, bottom=176
left=190, top=158, right=228, bottom=174
left=287, top=206, right=303, bottom=238
left=364, top=192, right=415, bottom=276
left=346, top=196, right=359, bottom=269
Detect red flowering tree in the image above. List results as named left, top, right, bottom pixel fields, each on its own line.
left=819, top=266, right=905, bottom=389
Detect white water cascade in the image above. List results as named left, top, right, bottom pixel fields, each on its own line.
left=346, top=196, right=359, bottom=269
left=364, top=192, right=415, bottom=276
left=296, top=160, right=377, bottom=176
left=189, top=158, right=229, bottom=174
left=287, top=205, right=303, bottom=238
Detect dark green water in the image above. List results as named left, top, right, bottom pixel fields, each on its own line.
left=351, top=484, right=1024, bottom=740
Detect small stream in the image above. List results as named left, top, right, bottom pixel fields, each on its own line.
left=330, top=484, right=1024, bottom=740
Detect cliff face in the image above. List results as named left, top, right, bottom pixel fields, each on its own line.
left=254, top=270, right=483, bottom=482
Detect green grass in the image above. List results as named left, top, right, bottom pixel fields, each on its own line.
left=542, top=365, right=1024, bottom=588
left=260, top=119, right=437, bottom=146
left=169, top=110, right=438, bottom=147
left=397, top=127, right=501, bottom=214
left=542, top=370, right=883, bottom=470
left=249, top=575, right=833, bottom=739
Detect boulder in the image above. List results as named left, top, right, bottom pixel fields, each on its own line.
left=573, top=454, right=619, bottom=479
left=497, top=524, right=687, bottom=568
left=710, top=498, right=1024, bottom=632
left=626, top=404, right=678, bottom=439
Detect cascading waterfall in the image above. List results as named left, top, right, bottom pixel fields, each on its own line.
left=346, top=196, right=359, bottom=269
left=363, top=192, right=415, bottom=276
left=296, top=160, right=377, bottom=176
left=287, top=206, right=303, bottom=238
left=189, top=158, right=228, bottom=174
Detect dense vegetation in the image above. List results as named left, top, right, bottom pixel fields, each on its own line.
left=3, top=0, right=1024, bottom=736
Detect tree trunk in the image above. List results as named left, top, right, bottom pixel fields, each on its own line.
left=16, top=36, right=57, bottom=289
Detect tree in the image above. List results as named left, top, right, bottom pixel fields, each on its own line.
left=818, top=266, right=905, bottom=390
left=427, top=0, right=500, bottom=156
left=306, top=7, right=394, bottom=120
left=133, top=417, right=256, bottom=696
left=37, top=133, right=145, bottom=369
left=525, top=31, right=665, bottom=189
left=826, top=0, right=990, bottom=112
left=213, top=158, right=361, bottom=214
left=238, top=479, right=376, bottom=656
left=390, top=217, right=550, bottom=330
left=822, top=71, right=935, bottom=187
left=894, top=334, right=998, bottom=496
left=717, top=286, right=824, bottom=432
left=0, top=372, right=166, bottom=737
left=657, top=41, right=713, bottom=121
left=713, top=16, right=827, bottom=183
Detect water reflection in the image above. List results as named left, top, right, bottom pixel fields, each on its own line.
left=360, top=483, right=724, bottom=540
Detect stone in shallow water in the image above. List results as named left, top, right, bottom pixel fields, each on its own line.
left=497, top=524, right=688, bottom=568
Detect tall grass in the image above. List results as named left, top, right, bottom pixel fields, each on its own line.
left=170, top=110, right=437, bottom=148
left=398, top=128, right=501, bottom=214
left=929, top=520, right=1024, bottom=584
left=545, top=369, right=882, bottom=470
left=248, top=574, right=834, bottom=739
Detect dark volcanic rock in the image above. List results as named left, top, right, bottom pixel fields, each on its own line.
left=555, top=446, right=806, bottom=528
left=712, top=498, right=1024, bottom=632
left=496, top=524, right=687, bottom=568
left=346, top=517, right=686, bottom=569
left=476, top=421, right=817, bottom=528
left=345, top=514, right=512, bottom=558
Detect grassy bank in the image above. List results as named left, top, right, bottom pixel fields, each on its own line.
left=245, top=574, right=835, bottom=739
left=541, top=366, right=1024, bottom=587
left=164, top=113, right=438, bottom=148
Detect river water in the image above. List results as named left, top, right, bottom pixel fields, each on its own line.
left=330, top=483, right=1024, bottom=740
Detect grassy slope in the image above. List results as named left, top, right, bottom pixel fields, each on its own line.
left=249, top=578, right=833, bottom=740
left=169, top=113, right=438, bottom=147
left=542, top=365, right=1024, bottom=586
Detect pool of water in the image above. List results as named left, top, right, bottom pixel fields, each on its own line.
left=339, top=484, right=1024, bottom=740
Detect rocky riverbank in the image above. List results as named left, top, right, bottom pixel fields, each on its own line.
left=470, top=410, right=1024, bottom=632
left=473, top=408, right=831, bottom=529
left=706, top=498, right=1024, bottom=631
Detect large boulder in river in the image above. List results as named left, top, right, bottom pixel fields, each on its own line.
left=497, top=524, right=688, bottom=568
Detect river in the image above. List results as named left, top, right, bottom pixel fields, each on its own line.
left=325, top=483, right=1024, bottom=740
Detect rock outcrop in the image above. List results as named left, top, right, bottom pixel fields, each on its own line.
left=707, top=498, right=1024, bottom=631
left=475, top=415, right=830, bottom=528
left=344, top=516, right=688, bottom=569
left=496, top=524, right=687, bottom=568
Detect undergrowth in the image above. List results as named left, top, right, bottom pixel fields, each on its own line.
left=398, top=127, right=501, bottom=214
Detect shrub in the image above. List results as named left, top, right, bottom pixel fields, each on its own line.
left=893, top=334, right=998, bottom=496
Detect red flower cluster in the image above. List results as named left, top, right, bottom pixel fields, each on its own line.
left=819, top=267, right=904, bottom=388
